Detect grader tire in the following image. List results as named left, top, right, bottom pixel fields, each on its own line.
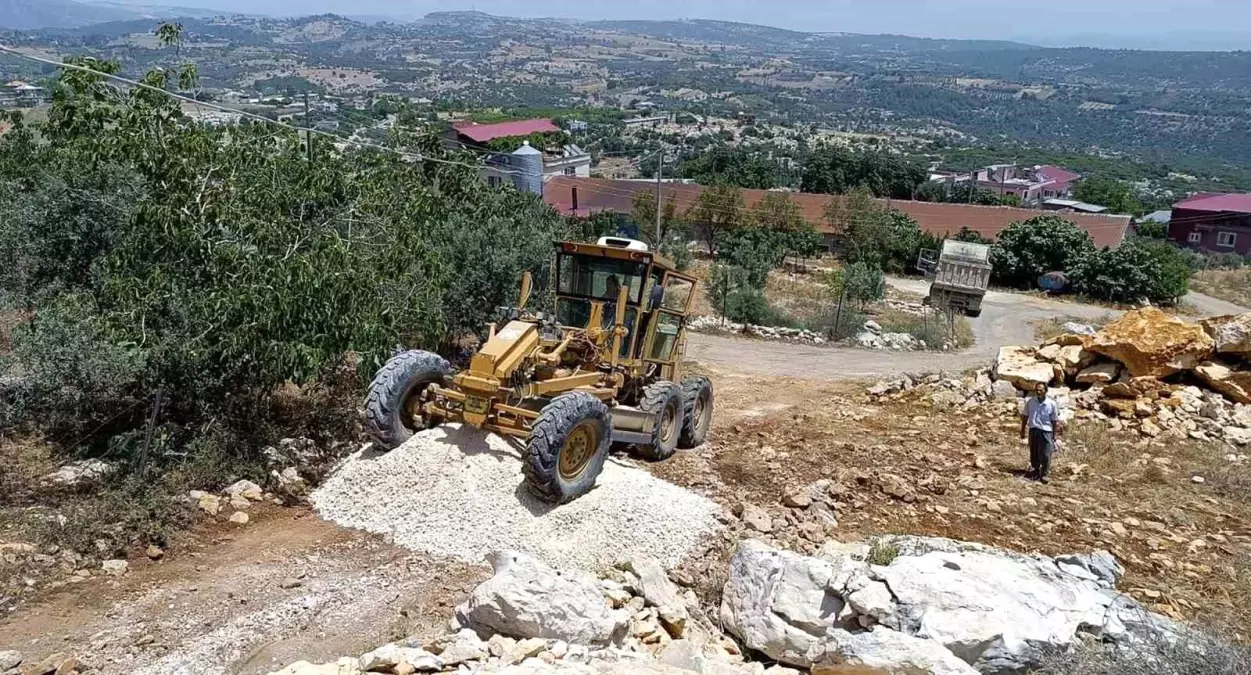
left=636, top=381, right=684, bottom=461
left=364, top=350, right=450, bottom=450
left=678, top=376, right=713, bottom=449
left=523, top=392, right=612, bottom=504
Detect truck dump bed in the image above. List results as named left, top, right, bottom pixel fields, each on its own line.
left=932, top=241, right=991, bottom=292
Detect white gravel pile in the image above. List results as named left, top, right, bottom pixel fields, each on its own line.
left=311, top=425, right=723, bottom=570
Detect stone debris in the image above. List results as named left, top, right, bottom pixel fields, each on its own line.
left=687, top=314, right=953, bottom=351
left=871, top=308, right=1251, bottom=448
left=260, top=526, right=1188, bottom=675
left=101, top=559, right=128, bottom=576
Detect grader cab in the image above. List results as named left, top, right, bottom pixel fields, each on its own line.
left=363, top=237, right=713, bottom=503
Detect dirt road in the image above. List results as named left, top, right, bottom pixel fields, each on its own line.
left=686, top=278, right=1243, bottom=379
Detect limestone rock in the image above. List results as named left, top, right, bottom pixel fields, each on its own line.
left=198, top=493, right=222, bottom=516
left=1054, top=551, right=1123, bottom=589
left=814, top=628, right=977, bottom=675
left=990, top=379, right=1019, bottom=400
left=1200, top=313, right=1251, bottom=354
left=1060, top=322, right=1097, bottom=336
left=225, top=479, right=264, bottom=501
left=1087, top=308, right=1212, bottom=377
left=0, top=650, right=21, bottom=671
left=1075, top=362, right=1120, bottom=385
left=720, top=539, right=864, bottom=667
left=41, top=458, right=115, bottom=489
left=229, top=511, right=250, bottom=525
left=267, top=659, right=361, bottom=675
left=357, top=644, right=441, bottom=672
left=1195, top=361, right=1251, bottom=404
left=102, top=559, right=128, bottom=576
left=993, top=347, right=1054, bottom=391
left=620, top=557, right=689, bottom=638
left=437, top=630, right=489, bottom=666
left=740, top=504, right=773, bottom=533
left=455, top=551, right=628, bottom=645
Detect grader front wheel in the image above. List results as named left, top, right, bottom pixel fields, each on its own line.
left=523, top=392, right=612, bottom=504
left=364, top=350, right=450, bottom=450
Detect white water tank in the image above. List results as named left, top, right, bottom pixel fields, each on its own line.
left=510, top=141, right=543, bottom=196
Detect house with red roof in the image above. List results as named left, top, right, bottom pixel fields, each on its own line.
left=543, top=178, right=1133, bottom=249
left=934, top=164, right=1080, bottom=206
left=448, top=119, right=590, bottom=189
left=1168, top=193, right=1251, bottom=254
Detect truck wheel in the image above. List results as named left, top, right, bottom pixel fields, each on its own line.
left=364, top=350, right=450, bottom=450
left=636, top=381, right=684, bottom=461
left=524, top=392, right=612, bottom=504
left=679, top=376, right=713, bottom=449
left=966, top=308, right=982, bottom=318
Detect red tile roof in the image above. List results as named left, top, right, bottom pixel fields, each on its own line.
left=545, top=178, right=1133, bottom=248
left=1035, top=165, right=1081, bottom=185
left=1172, top=193, right=1251, bottom=214
left=452, top=119, right=560, bottom=143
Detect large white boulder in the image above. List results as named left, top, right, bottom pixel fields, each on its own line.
left=993, top=347, right=1055, bottom=391
left=719, top=537, right=1178, bottom=674
left=455, top=551, right=628, bottom=645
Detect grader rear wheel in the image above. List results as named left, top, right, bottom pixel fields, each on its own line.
left=679, top=376, right=713, bottom=449
left=523, top=392, right=612, bottom=504
left=635, top=381, right=684, bottom=461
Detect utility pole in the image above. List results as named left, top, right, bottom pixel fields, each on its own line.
left=654, top=150, right=664, bottom=245
left=303, top=92, right=313, bottom=163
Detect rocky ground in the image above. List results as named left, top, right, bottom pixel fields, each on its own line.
left=3, top=307, right=1251, bottom=674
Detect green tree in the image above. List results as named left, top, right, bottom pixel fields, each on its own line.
left=990, top=215, right=1097, bottom=288
left=686, top=184, right=744, bottom=259
left=1074, top=175, right=1143, bottom=215
left=801, top=147, right=925, bottom=199
left=832, top=262, right=886, bottom=309
left=1134, top=219, right=1169, bottom=239
left=678, top=145, right=792, bottom=189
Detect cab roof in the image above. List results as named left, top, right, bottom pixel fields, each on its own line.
left=555, top=240, right=681, bottom=274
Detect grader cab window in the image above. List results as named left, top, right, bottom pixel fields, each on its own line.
left=554, top=254, right=646, bottom=333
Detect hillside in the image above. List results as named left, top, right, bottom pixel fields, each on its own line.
left=0, top=0, right=218, bottom=30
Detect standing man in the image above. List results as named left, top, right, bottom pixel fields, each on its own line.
left=1020, top=382, right=1061, bottom=483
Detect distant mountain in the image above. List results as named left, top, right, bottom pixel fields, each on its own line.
left=0, top=0, right=218, bottom=30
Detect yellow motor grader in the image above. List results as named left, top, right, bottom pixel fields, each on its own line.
left=363, top=237, right=713, bottom=503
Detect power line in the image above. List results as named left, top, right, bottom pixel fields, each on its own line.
left=0, top=44, right=522, bottom=176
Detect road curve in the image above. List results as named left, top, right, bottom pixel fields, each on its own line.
left=687, top=279, right=1245, bottom=380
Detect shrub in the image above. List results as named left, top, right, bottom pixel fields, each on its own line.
left=866, top=540, right=900, bottom=566
left=827, top=262, right=886, bottom=309
left=1070, top=239, right=1191, bottom=304
left=990, top=215, right=1096, bottom=288
left=723, top=287, right=792, bottom=327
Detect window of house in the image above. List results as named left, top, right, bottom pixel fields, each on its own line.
left=1218, top=232, right=1237, bottom=248
left=487, top=175, right=502, bottom=189
left=1188, top=231, right=1202, bottom=244
left=563, top=167, right=576, bottom=176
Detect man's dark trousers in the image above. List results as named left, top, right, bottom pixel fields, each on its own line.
left=1029, top=427, right=1054, bottom=479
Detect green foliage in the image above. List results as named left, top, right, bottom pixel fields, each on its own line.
left=1073, top=175, right=1143, bottom=215
left=913, top=180, right=1005, bottom=206
left=823, top=189, right=928, bottom=273
left=866, top=540, right=900, bottom=566
left=721, top=228, right=784, bottom=288
left=827, top=262, right=886, bottom=309
left=1070, top=239, right=1191, bottom=304
left=952, top=227, right=994, bottom=244
left=1134, top=219, right=1169, bottom=239
left=989, top=215, right=1096, bottom=288
left=0, top=40, right=575, bottom=551
left=678, top=145, right=794, bottom=189
left=801, top=147, right=925, bottom=199
left=686, top=183, right=745, bottom=258
left=485, top=130, right=569, bottom=153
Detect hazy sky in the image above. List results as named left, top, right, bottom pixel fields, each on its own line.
left=175, top=0, right=1251, bottom=50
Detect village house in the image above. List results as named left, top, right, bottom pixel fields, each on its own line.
left=447, top=119, right=592, bottom=188
left=1167, top=193, right=1251, bottom=254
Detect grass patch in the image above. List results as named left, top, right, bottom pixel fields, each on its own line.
left=866, top=540, right=900, bottom=566
left=1192, top=268, right=1251, bottom=309
left=879, top=308, right=974, bottom=349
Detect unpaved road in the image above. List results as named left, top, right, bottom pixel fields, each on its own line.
left=687, top=278, right=1245, bottom=379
